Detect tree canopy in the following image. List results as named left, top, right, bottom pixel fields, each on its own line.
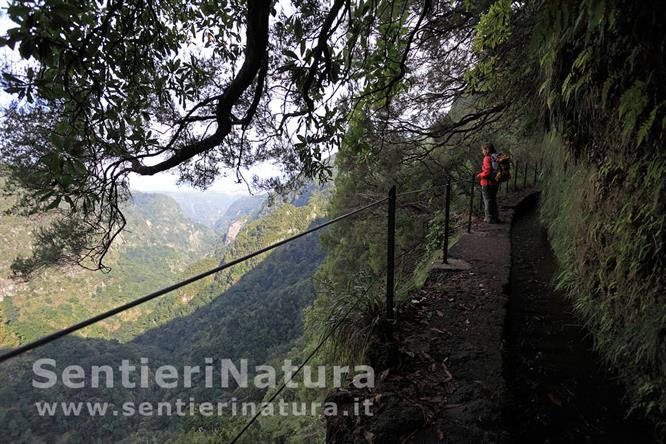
left=2, top=0, right=666, bottom=431
left=0, top=0, right=496, bottom=271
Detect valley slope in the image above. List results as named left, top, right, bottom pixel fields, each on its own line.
left=0, top=185, right=330, bottom=443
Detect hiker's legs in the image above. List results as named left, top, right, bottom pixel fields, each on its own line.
left=488, top=185, right=499, bottom=221
left=482, top=185, right=499, bottom=223
left=481, top=185, right=492, bottom=222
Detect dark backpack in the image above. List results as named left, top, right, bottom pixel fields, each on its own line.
left=491, top=153, right=511, bottom=183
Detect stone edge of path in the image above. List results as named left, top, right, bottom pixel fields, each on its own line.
left=325, top=188, right=541, bottom=444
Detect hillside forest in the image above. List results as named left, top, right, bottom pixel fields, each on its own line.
left=0, top=0, right=665, bottom=442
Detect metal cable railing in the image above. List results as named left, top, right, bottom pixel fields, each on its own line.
left=0, top=197, right=388, bottom=364
left=0, top=158, right=542, bottom=444
left=229, top=264, right=387, bottom=444
left=0, top=159, right=541, bottom=366
left=228, top=159, right=542, bottom=443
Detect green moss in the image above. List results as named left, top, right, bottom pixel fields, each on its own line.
left=541, top=133, right=666, bottom=417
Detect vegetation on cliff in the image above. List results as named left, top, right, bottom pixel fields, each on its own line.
left=308, top=0, right=666, bottom=430
left=1, top=0, right=665, bottom=440
left=469, top=0, right=666, bottom=420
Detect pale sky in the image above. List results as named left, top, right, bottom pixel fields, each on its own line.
left=0, top=5, right=16, bottom=107
left=128, top=163, right=282, bottom=195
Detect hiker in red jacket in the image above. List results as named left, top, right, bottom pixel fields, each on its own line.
left=476, top=143, right=501, bottom=223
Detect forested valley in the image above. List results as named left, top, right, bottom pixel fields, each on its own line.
left=0, top=0, right=665, bottom=442
left=0, top=182, right=332, bottom=442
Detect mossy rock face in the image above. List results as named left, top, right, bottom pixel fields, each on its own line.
left=540, top=134, right=666, bottom=420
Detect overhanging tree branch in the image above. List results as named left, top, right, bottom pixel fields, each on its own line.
left=127, top=0, right=271, bottom=176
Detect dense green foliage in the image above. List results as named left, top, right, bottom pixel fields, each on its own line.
left=471, top=0, right=666, bottom=422
left=2, top=0, right=666, bottom=440
left=307, top=103, right=537, bottom=366
left=537, top=0, right=665, bottom=421
left=0, top=0, right=446, bottom=271
left=303, top=0, right=666, bottom=432
left=539, top=135, right=666, bottom=418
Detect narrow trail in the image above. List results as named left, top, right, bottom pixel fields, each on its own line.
left=328, top=190, right=531, bottom=443
left=503, top=203, right=655, bottom=443
left=326, top=191, right=657, bottom=443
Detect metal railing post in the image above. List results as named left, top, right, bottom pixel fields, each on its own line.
left=386, top=185, right=396, bottom=320
left=523, top=161, right=528, bottom=188
left=468, top=174, right=474, bottom=233
left=443, top=177, right=451, bottom=263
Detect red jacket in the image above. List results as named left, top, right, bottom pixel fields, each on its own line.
left=477, top=155, right=498, bottom=186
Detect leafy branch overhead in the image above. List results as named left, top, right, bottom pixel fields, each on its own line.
left=0, top=0, right=492, bottom=272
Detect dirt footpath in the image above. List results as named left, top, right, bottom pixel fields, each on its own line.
left=327, top=189, right=538, bottom=444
